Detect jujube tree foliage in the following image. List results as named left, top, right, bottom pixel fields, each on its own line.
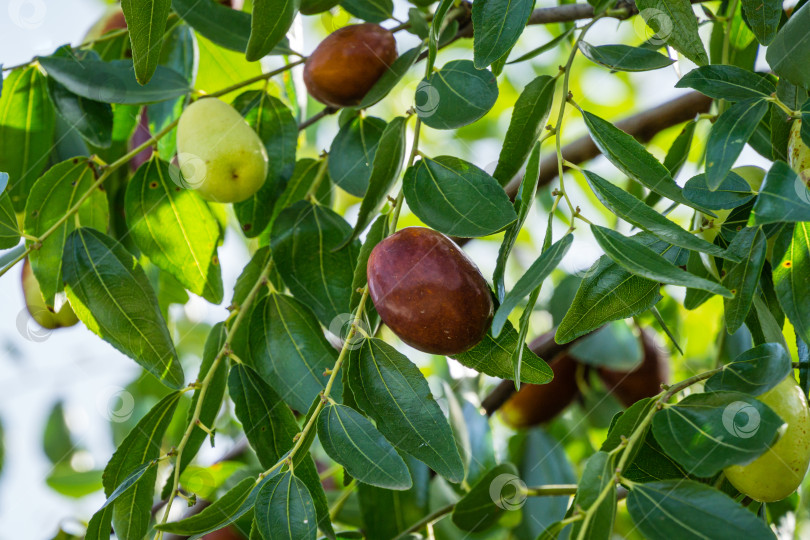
left=3, top=0, right=810, bottom=538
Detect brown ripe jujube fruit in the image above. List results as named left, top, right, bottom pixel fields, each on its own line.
left=597, top=329, right=669, bottom=407
left=366, top=227, right=493, bottom=355
left=303, top=23, right=398, bottom=107
left=499, top=352, right=580, bottom=428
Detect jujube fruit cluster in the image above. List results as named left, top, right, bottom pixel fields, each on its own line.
left=304, top=23, right=398, bottom=107
left=367, top=227, right=493, bottom=355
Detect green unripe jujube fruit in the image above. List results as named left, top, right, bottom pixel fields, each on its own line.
left=176, top=98, right=269, bottom=203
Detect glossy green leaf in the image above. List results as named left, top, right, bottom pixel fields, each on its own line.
left=585, top=170, right=735, bottom=261
left=126, top=157, right=223, bottom=303
left=774, top=222, right=810, bottom=346
left=627, top=480, right=777, bottom=539
left=88, top=461, right=154, bottom=536
left=358, top=45, right=422, bottom=108
left=47, top=76, right=113, bottom=148
left=121, top=0, right=172, bottom=84
left=103, top=391, right=181, bottom=540
left=318, top=403, right=412, bottom=490
left=591, top=224, right=732, bottom=297
left=247, top=0, right=297, bottom=61
left=255, top=472, right=317, bottom=540
left=427, top=0, right=455, bottom=71
left=651, top=390, right=783, bottom=476
left=451, top=463, right=519, bottom=532
left=582, top=111, right=709, bottom=213
left=340, top=0, right=393, bottom=22
left=349, top=338, right=465, bottom=482
left=569, top=451, right=616, bottom=540
left=328, top=115, right=386, bottom=197
left=705, top=343, right=792, bottom=395
left=233, top=91, right=298, bottom=238
left=472, top=0, right=534, bottom=68
left=493, top=75, right=556, bottom=186
left=269, top=158, right=325, bottom=229
left=24, top=158, right=107, bottom=307
left=676, top=65, right=775, bottom=101
left=341, top=116, right=407, bottom=247
left=171, top=0, right=251, bottom=52
left=741, top=0, right=780, bottom=45
left=723, top=227, right=767, bottom=333
left=579, top=42, right=674, bottom=71
left=271, top=200, right=360, bottom=327
left=0, top=189, right=18, bottom=249
left=0, top=66, right=55, bottom=211
left=62, top=228, right=183, bottom=388
left=766, top=2, right=810, bottom=89
left=493, top=234, right=573, bottom=336
left=706, top=99, right=768, bottom=190
left=635, top=0, right=708, bottom=65
left=750, top=161, right=810, bottom=225
left=451, top=317, right=553, bottom=383
left=39, top=55, right=189, bottom=105
left=249, top=293, right=339, bottom=412
left=663, top=119, right=696, bottom=178
left=403, top=156, right=517, bottom=237
left=683, top=171, right=755, bottom=210
left=416, top=60, right=498, bottom=130
left=507, top=27, right=574, bottom=64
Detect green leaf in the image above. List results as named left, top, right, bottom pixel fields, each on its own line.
left=472, top=0, right=534, bottom=68
left=493, top=75, right=556, bottom=186
left=741, top=0, right=780, bottom=45
left=627, top=480, right=777, bottom=539
left=0, top=66, right=55, bottom=211
left=494, top=142, right=541, bottom=300
left=125, top=157, right=223, bottom=303
left=427, top=0, right=455, bottom=71
left=249, top=293, right=339, bottom=412
left=269, top=158, right=325, bottom=229
left=318, top=403, right=412, bottom=490
left=591, top=224, right=732, bottom=297
left=233, top=91, right=298, bottom=238
left=62, top=228, right=183, bottom=388
left=723, top=227, right=767, bottom=333
left=664, top=119, right=696, bottom=178
left=635, top=0, right=708, bottom=65
left=341, top=116, right=407, bottom=247
left=683, top=171, right=755, bottom=210
left=103, top=391, right=181, bottom=539
left=255, top=472, right=317, bottom=540
left=450, top=317, right=553, bottom=384
left=750, top=161, right=810, bottom=225
left=451, top=463, right=520, bottom=532
left=676, top=65, right=775, bottom=101
left=584, top=170, right=734, bottom=260
left=340, top=0, right=393, bottom=22
left=271, top=200, right=360, bottom=327
left=766, top=2, right=810, bottom=89
left=507, top=27, right=574, bottom=64
left=24, top=158, right=107, bottom=307
left=569, top=451, right=616, bottom=540
left=358, top=45, right=422, bottom=108
left=0, top=190, right=20, bottom=249
left=774, top=222, right=810, bottom=346
left=705, top=343, right=792, bottom=396
left=38, top=55, right=189, bottom=105
left=623, top=429, right=689, bottom=483
left=579, top=42, right=674, bottom=71
left=706, top=99, right=769, bottom=190
left=247, top=0, right=298, bottom=61
left=492, top=234, right=573, bottom=337
left=349, top=338, right=465, bottom=482
left=47, top=75, right=113, bottom=148
left=581, top=110, right=710, bottom=213
left=403, top=156, right=517, bottom=237
left=651, top=390, right=783, bottom=476
left=328, top=115, right=387, bottom=197
left=350, top=214, right=387, bottom=315
left=121, top=0, right=172, bottom=84
left=171, top=0, right=252, bottom=52
left=416, top=60, right=498, bottom=130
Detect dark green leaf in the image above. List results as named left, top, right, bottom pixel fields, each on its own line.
left=705, top=343, right=792, bottom=395
left=318, top=403, right=412, bottom=490
left=172, top=0, right=251, bottom=52
left=340, top=0, right=393, bottom=22
left=683, top=171, right=755, bottom=210
left=750, top=161, right=810, bottom=225
left=358, top=45, right=422, bottom=108
left=651, top=390, right=783, bottom=476
left=403, top=156, right=517, bottom=237
left=349, top=338, right=465, bottom=482
left=723, top=227, right=767, bottom=333
left=350, top=214, right=387, bottom=314
left=451, top=463, right=519, bottom=532
left=676, top=65, right=775, bottom=101
left=706, top=99, right=768, bottom=190
left=741, top=0, right=780, bottom=45
left=664, top=120, right=696, bottom=177
left=579, top=42, right=674, bottom=71
left=635, top=0, right=708, bottom=65
left=569, top=451, right=616, bottom=540
left=328, top=115, right=386, bottom=197
left=774, top=222, right=810, bottom=346
left=47, top=77, right=113, bottom=148
left=269, top=158, right=325, bottom=229
left=627, top=480, right=777, bottom=539
left=255, top=472, right=317, bottom=540
left=121, top=0, right=172, bottom=84
left=472, top=0, right=534, bottom=68
left=247, top=0, right=298, bottom=61
left=416, top=60, right=498, bottom=130
left=766, top=2, right=810, bottom=89
left=63, top=228, right=183, bottom=388
left=427, top=0, right=455, bottom=71
left=493, top=75, right=556, bottom=186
